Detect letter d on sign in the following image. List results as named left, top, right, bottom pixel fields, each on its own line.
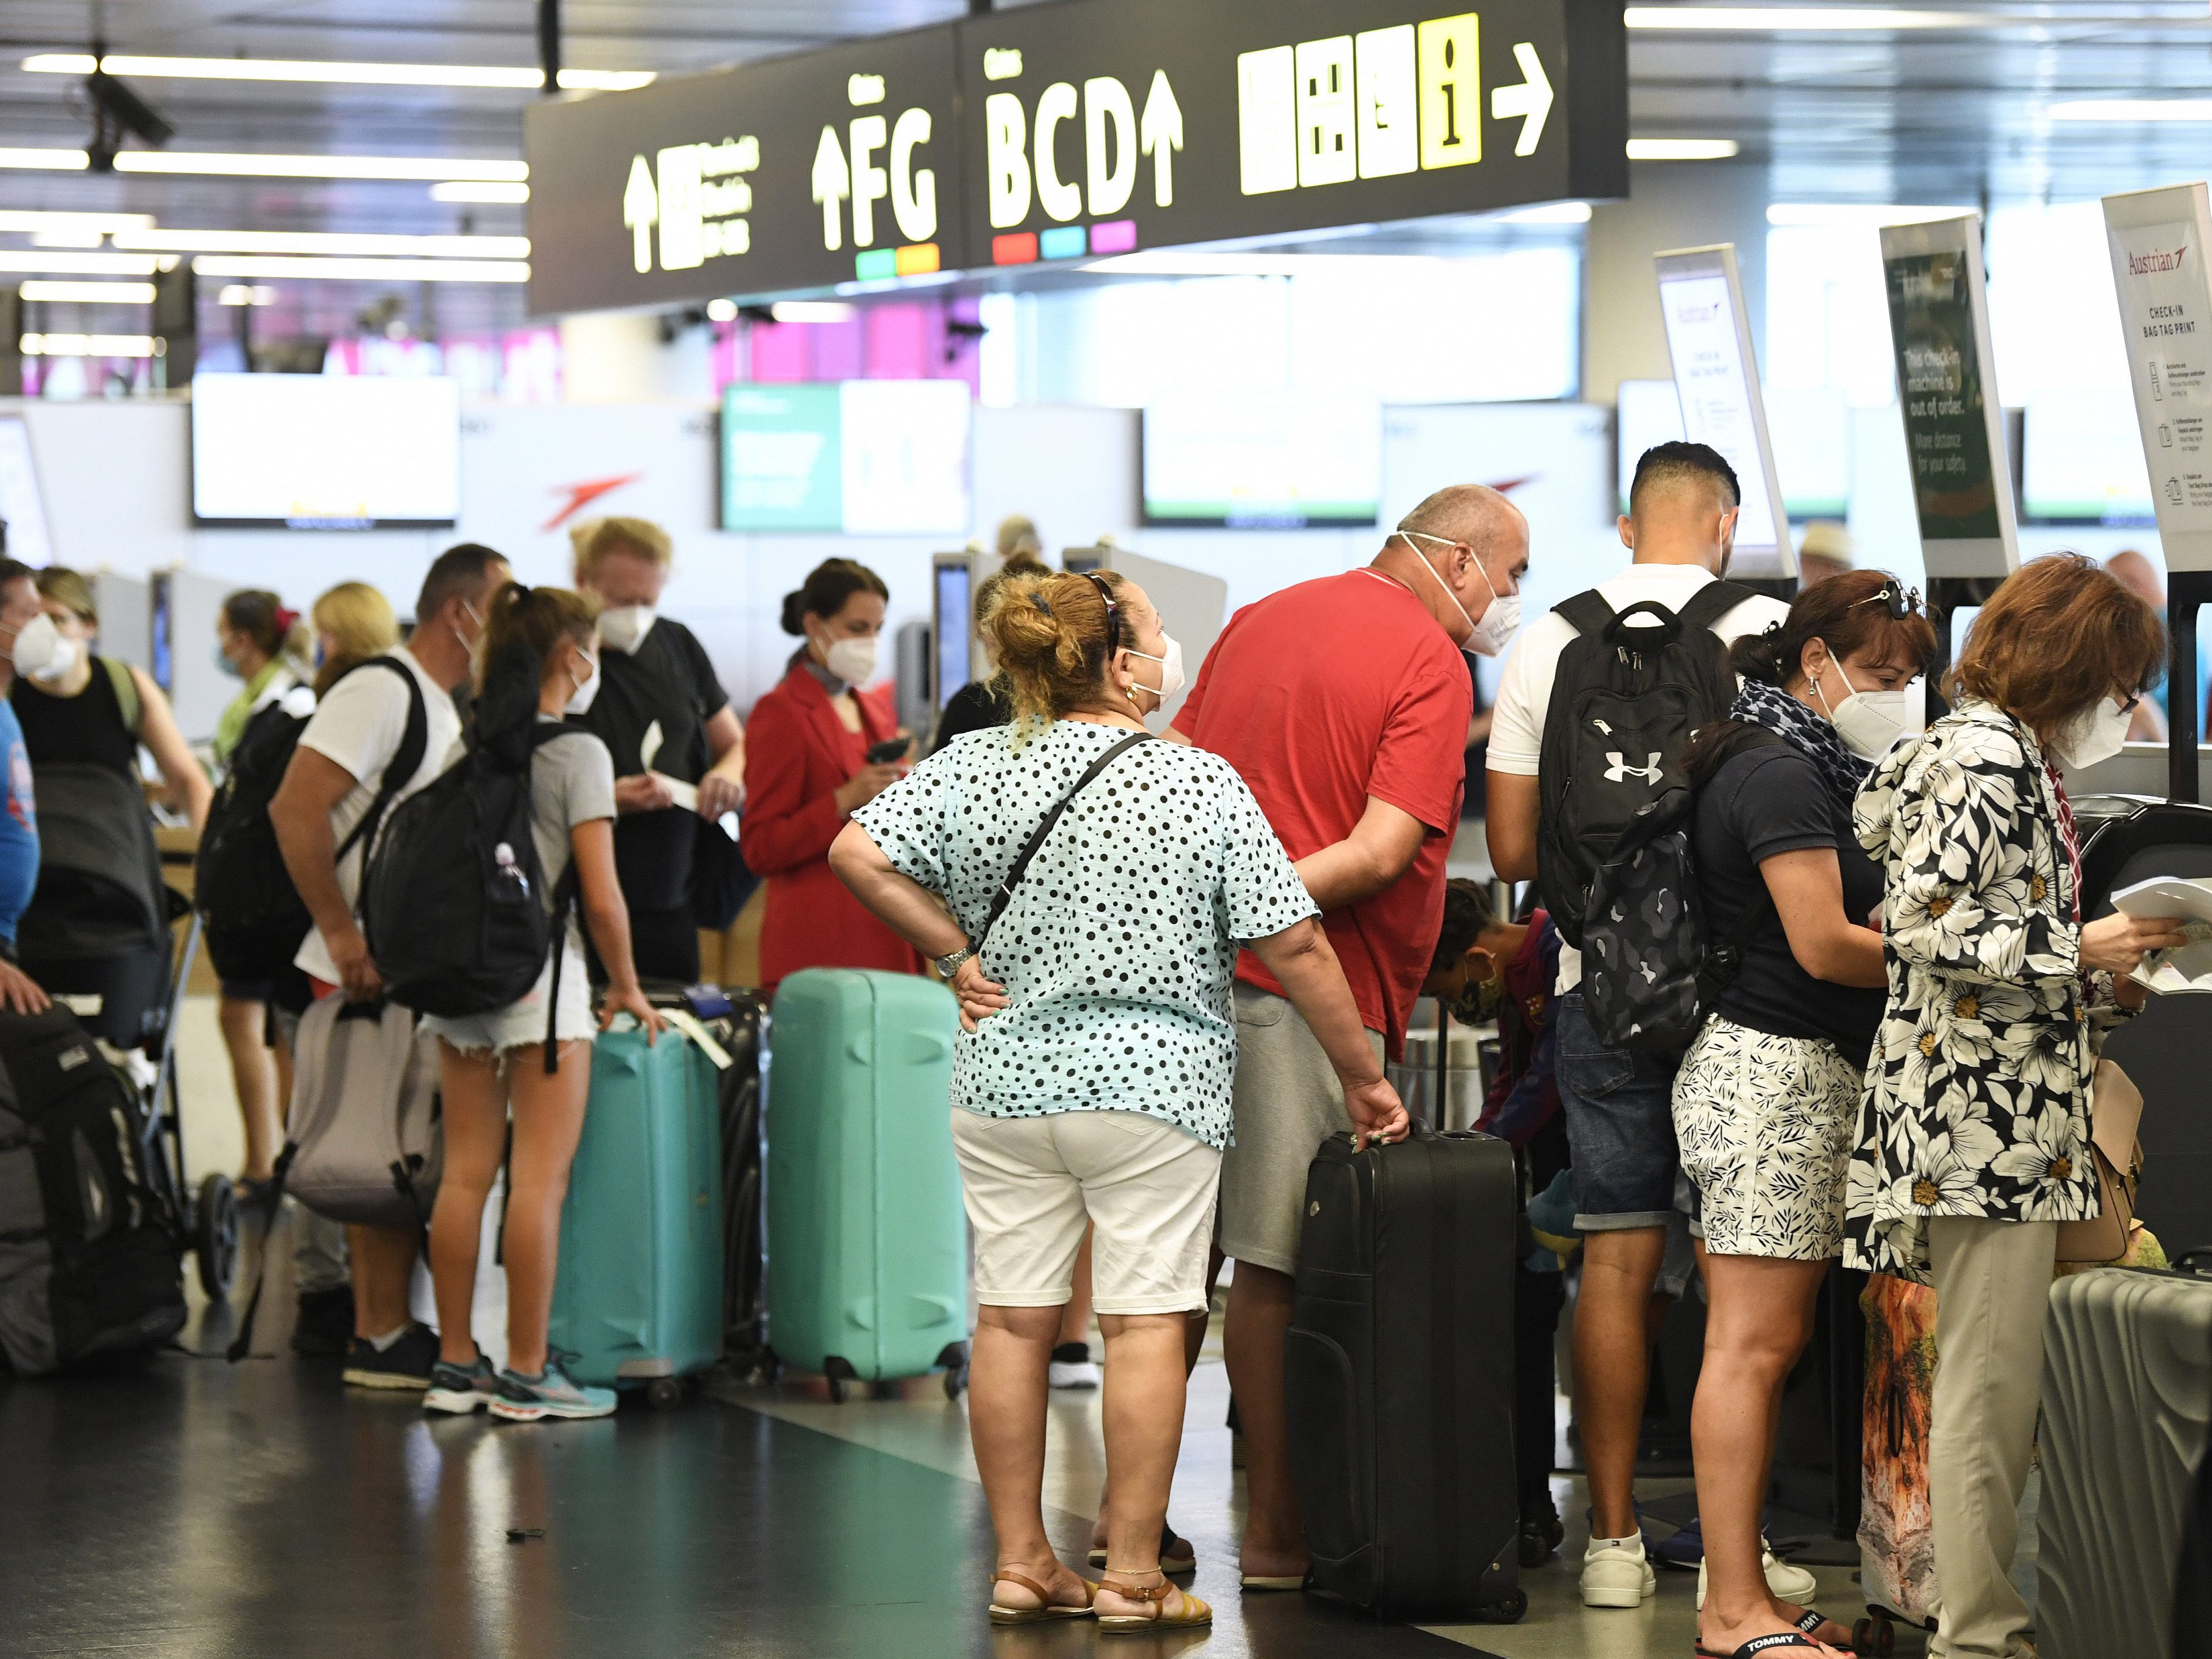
left=986, top=92, right=1031, bottom=229
left=1084, top=76, right=1136, bottom=217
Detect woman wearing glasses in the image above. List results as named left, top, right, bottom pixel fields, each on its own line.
left=1671, top=570, right=1937, bottom=1659
left=1846, top=554, right=2184, bottom=1659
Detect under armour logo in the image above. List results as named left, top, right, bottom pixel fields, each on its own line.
left=1605, top=751, right=1663, bottom=784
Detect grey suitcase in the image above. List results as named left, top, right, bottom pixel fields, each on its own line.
left=2037, top=1260, right=2212, bottom=1659
left=281, top=994, right=443, bottom=1228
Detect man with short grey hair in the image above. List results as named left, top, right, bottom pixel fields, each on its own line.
left=1167, top=483, right=1529, bottom=1586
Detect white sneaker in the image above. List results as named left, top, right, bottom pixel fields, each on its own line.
left=1581, top=1533, right=1657, bottom=1609
left=1047, top=1344, right=1101, bottom=1389
left=1695, top=1541, right=1818, bottom=1609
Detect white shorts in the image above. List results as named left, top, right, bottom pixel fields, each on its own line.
left=949, top=1107, right=1222, bottom=1316
left=419, top=945, right=594, bottom=1059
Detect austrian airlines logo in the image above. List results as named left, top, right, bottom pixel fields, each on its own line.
left=541, top=473, right=642, bottom=531
left=2130, top=243, right=2188, bottom=276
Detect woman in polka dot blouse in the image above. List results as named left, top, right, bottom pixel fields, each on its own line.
left=832, top=566, right=1407, bottom=1633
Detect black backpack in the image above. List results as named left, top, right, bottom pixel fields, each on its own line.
left=361, top=718, right=588, bottom=1069
left=1536, top=581, right=1754, bottom=949
left=0, top=1005, right=186, bottom=1373
left=1579, top=724, right=1782, bottom=1055
left=194, top=659, right=426, bottom=983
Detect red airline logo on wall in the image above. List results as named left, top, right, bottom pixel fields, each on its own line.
left=542, top=473, right=644, bottom=531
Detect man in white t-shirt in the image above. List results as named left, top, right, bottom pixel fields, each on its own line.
left=1487, top=444, right=1789, bottom=1610
left=271, top=542, right=510, bottom=1390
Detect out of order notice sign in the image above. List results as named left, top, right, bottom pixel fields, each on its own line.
left=523, top=0, right=1626, bottom=316
left=2103, top=184, right=2212, bottom=572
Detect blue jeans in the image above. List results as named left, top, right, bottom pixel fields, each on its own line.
left=1555, top=992, right=1682, bottom=1232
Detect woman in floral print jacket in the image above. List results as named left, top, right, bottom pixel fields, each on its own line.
left=1844, top=553, right=2180, bottom=1659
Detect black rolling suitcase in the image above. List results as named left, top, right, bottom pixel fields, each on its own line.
left=1284, top=1127, right=1526, bottom=1623
left=710, top=990, right=768, bottom=1372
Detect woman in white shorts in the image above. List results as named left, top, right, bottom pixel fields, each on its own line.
left=419, top=584, right=661, bottom=1425
left=1671, top=570, right=1936, bottom=1659
left=833, top=567, right=1406, bottom=1633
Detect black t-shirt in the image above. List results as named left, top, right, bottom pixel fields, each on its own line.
left=580, top=617, right=729, bottom=914
left=928, top=679, right=1010, bottom=755
left=1694, top=743, right=1885, bottom=1060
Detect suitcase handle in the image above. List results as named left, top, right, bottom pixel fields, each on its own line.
left=2172, top=1246, right=2212, bottom=1278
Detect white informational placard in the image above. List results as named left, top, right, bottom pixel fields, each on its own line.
left=1878, top=215, right=2019, bottom=578
left=0, top=415, right=54, bottom=566
left=192, top=374, right=460, bottom=528
left=839, top=379, right=972, bottom=536
left=1653, top=244, right=1795, bottom=580
left=2102, top=183, right=2212, bottom=572
left=1141, top=394, right=1383, bottom=528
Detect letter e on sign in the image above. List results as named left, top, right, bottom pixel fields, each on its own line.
left=1417, top=13, right=1480, bottom=170
left=1355, top=26, right=1417, bottom=179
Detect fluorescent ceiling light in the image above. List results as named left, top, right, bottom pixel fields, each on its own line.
left=0, top=210, right=153, bottom=234
left=20, top=333, right=158, bottom=357
left=190, top=254, right=528, bottom=283
left=769, top=300, right=856, bottom=323
left=1767, top=203, right=1973, bottom=225
left=117, top=228, right=529, bottom=258
left=217, top=285, right=277, bottom=307
left=0, top=149, right=87, bottom=171
left=0, top=251, right=160, bottom=275
left=430, top=181, right=529, bottom=204
left=1626, top=138, right=1741, bottom=160
left=17, top=280, right=156, bottom=303
left=22, top=53, right=652, bottom=92
left=2049, top=99, right=2212, bottom=121
left=1625, top=8, right=1987, bottom=29
left=1496, top=201, right=1593, bottom=224
left=706, top=297, right=739, bottom=322
left=116, top=152, right=526, bottom=182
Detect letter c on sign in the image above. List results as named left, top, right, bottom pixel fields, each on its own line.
left=1034, top=81, right=1081, bottom=223
left=890, top=107, right=936, bottom=242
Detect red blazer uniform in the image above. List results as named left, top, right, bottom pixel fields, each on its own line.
left=740, top=659, right=923, bottom=993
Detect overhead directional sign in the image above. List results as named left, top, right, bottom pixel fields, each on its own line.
left=525, top=0, right=1625, bottom=316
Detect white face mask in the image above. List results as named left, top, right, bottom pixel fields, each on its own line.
left=822, top=634, right=877, bottom=687
left=1397, top=531, right=1521, bottom=657
left=597, top=604, right=657, bottom=655
left=1809, top=651, right=1918, bottom=762
left=11, top=613, right=79, bottom=683
left=1124, top=633, right=1187, bottom=706
left=2050, top=695, right=2133, bottom=771
left=565, top=648, right=601, bottom=716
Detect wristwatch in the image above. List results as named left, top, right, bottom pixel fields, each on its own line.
left=935, top=944, right=977, bottom=979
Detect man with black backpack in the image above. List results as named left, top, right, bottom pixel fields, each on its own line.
left=270, top=542, right=510, bottom=1390
left=1485, top=443, right=1788, bottom=1611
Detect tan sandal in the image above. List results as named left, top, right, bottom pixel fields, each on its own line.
left=986, top=1568, right=1096, bottom=1626
left=1096, top=1571, right=1213, bottom=1633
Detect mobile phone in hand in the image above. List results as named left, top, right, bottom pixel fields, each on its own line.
left=866, top=736, right=912, bottom=765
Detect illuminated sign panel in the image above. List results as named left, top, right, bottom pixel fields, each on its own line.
left=525, top=0, right=1625, bottom=314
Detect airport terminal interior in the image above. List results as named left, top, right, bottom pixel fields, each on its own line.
left=6, top=3, right=2212, bottom=1657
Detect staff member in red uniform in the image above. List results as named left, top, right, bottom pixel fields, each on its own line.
left=1168, top=483, right=1527, bottom=1589
left=741, top=557, right=921, bottom=993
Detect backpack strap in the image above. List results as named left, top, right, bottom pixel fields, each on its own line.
left=99, top=655, right=142, bottom=737
left=334, top=656, right=430, bottom=867
left=1695, top=724, right=1789, bottom=994
left=976, top=731, right=1154, bottom=957
left=1554, top=590, right=1616, bottom=638
left=1676, top=579, right=1757, bottom=634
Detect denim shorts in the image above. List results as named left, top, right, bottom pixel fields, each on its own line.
left=1555, top=991, right=1683, bottom=1231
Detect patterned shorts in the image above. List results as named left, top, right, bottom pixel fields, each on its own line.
left=1671, top=1015, right=1862, bottom=1261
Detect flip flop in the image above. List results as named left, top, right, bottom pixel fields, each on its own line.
left=1089, top=1521, right=1195, bottom=1574
left=986, top=1569, right=1096, bottom=1626
left=1694, top=1635, right=1824, bottom=1658
left=1792, top=1608, right=1855, bottom=1651
left=1239, top=1571, right=1307, bottom=1590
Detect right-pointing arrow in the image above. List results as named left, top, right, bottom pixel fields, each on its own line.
left=1490, top=42, right=1554, bottom=157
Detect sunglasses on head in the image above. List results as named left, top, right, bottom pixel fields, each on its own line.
left=1853, top=583, right=1923, bottom=620
left=1083, top=571, right=1122, bottom=652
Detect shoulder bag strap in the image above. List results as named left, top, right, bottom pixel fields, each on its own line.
left=976, top=731, right=1154, bottom=955
left=101, top=656, right=142, bottom=736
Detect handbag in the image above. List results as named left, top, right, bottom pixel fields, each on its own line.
left=2055, top=1058, right=2146, bottom=1266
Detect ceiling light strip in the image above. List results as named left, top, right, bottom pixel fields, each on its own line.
left=22, top=53, right=652, bottom=91
left=1626, top=138, right=1740, bottom=159
left=1626, top=8, right=2009, bottom=29
left=16, top=280, right=158, bottom=303
left=115, top=229, right=529, bottom=258
left=20, top=333, right=158, bottom=357
left=189, top=254, right=529, bottom=283
left=0, top=251, right=160, bottom=275
left=114, top=152, right=526, bottom=181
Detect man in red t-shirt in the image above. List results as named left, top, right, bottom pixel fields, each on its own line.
left=1169, top=483, right=1529, bottom=1586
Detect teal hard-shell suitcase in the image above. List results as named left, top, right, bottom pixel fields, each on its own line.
left=548, top=1021, right=725, bottom=1403
left=765, top=969, right=970, bottom=1398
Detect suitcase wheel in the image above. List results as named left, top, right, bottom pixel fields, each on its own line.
left=645, top=1377, right=686, bottom=1411
left=194, top=1173, right=240, bottom=1301
left=1854, top=1614, right=1896, bottom=1657
left=936, top=1340, right=971, bottom=1402
left=823, top=1356, right=857, bottom=1404
left=1483, top=1589, right=1527, bottom=1624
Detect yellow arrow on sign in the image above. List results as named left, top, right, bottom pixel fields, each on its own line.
left=1490, top=42, right=1553, bottom=156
